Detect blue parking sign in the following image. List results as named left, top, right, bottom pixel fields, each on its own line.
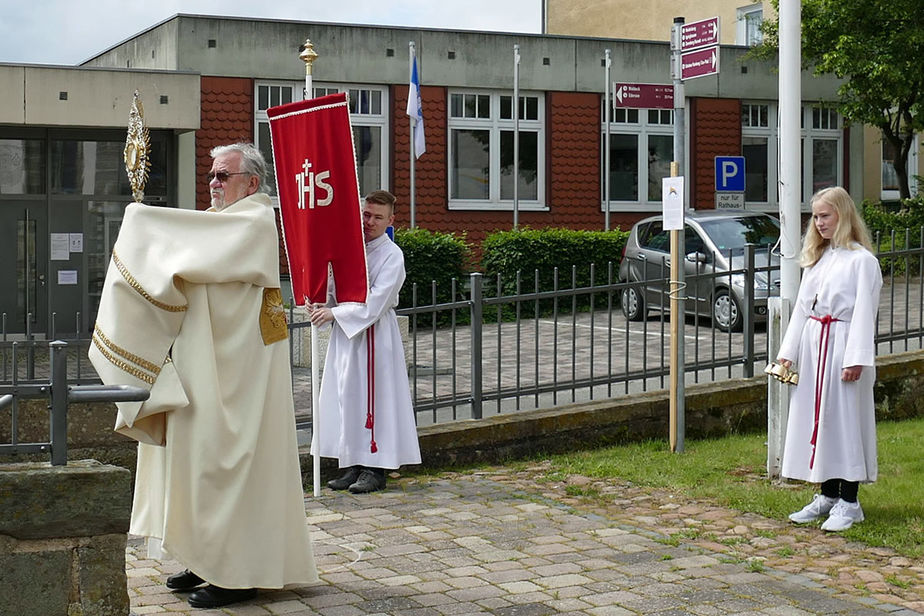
left=715, top=156, right=745, bottom=192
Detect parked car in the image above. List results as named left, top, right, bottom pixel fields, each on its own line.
left=618, top=210, right=781, bottom=332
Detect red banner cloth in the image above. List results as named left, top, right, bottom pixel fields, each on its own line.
left=267, top=93, right=368, bottom=305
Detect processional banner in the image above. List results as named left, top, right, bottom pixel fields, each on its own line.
left=267, top=92, right=368, bottom=305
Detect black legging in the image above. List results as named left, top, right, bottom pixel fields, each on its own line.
left=821, top=478, right=859, bottom=503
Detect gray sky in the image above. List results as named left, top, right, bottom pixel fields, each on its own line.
left=2, top=0, right=542, bottom=65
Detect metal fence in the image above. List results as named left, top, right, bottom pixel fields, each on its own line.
left=0, top=341, right=148, bottom=465
left=3, top=235, right=924, bottom=438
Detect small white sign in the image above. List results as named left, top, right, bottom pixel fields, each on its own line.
left=50, top=233, right=70, bottom=260
left=662, top=176, right=685, bottom=230
left=69, top=233, right=84, bottom=253
left=57, top=270, right=78, bottom=285
left=715, top=192, right=745, bottom=209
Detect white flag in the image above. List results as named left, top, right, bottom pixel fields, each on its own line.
left=406, top=53, right=426, bottom=159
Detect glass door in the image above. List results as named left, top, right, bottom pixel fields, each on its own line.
left=0, top=203, right=48, bottom=334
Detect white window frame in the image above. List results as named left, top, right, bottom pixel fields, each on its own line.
left=881, top=133, right=919, bottom=200
left=741, top=102, right=776, bottom=209
left=254, top=80, right=389, bottom=205
left=447, top=89, right=546, bottom=211
left=738, top=102, right=845, bottom=211
left=803, top=105, right=844, bottom=202
left=601, top=106, right=674, bottom=211
left=736, top=4, right=764, bottom=47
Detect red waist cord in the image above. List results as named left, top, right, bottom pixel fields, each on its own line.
left=807, top=314, right=840, bottom=468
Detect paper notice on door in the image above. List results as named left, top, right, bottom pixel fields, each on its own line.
left=57, top=270, right=78, bottom=285
left=50, top=233, right=70, bottom=260
left=69, top=233, right=84, bottom=253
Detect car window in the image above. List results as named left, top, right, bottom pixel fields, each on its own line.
left=697, top=215, right=780, bottom=254
left=640, top=221, right=670, bottom=252
left=684, top=227, right=706, bottom=255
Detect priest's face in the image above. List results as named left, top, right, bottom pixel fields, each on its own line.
left=208, top=152, right=258, bottom=211
left=812, top=200, right=839, bottom=240
left=362, top=200, right=394, bottom=243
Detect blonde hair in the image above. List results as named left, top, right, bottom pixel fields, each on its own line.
left=800, top=186, right=873, bottom=267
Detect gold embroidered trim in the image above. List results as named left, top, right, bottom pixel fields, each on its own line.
left=92, top=333, right=156, bottom=385
left=260, top=287, right=289, bottom=345
left=112, top=250, right=187, bottom=313
left=93, top=325, right=162, bottom=376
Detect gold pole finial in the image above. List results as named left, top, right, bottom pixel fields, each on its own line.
left=300, top=39, right=319, bottom=75
left=124, top=90, right=151, bottom=203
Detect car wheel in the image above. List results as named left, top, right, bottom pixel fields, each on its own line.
left=713, top=289, right=742, bottom=332
left=622, top=287, right=647, bottom=321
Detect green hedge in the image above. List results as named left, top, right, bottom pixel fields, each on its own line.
left=481, top=227, right=629, bottom=295
left=394, top=228, right=471, bottom=309
left=861, top=198, right=924, bottom=277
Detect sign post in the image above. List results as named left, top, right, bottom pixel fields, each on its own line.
left=669, top=17, right=686, bottom=454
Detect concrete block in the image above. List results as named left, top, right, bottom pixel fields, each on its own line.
left=0, top=460, right=131, bottom=539
left=0, top=547, right=71, bottom=616
left=78, top=534, right=131, bottom=616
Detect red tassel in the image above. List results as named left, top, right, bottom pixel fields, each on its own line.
left=370, top=440, right=378, bottom=453
left=365, top=414, right=374, bottom=429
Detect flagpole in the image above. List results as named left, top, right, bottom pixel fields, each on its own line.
left=409, top=41, right=417, bottom=229
left=513, top=44, right=520, bottom=230
left=604, top=49, right=611, bottom=231
left=300, top=38, right=322, bottom=498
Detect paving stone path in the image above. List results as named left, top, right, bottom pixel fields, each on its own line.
left=126, top=464, right=923, bottom=616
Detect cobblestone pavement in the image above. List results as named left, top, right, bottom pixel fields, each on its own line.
left=126, top=465, right=923, bottom=616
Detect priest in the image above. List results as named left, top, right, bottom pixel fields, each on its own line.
left=90, top=143, right=317, bottom=609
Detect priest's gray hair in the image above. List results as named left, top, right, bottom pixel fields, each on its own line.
left=210, top=143, right=268, bottom=193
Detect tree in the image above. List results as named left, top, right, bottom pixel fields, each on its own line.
left=754, top=0, right=924, bottom=199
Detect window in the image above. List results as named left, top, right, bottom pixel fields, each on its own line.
left=806, top=105, right=842, bottom=198
left=881, top=134, right=919, bottom=200
left=602, top=105, right=673, bottom=207
left=740, top=102, right=844, bottom=209
left=254, top=81, right=389, bottom=201
left=0, top=139, right=45, bottom=194
left=741, top=104, right=772, bottom=203
left=448, top=90, right=545, bottom=209
left=736, top=5, right=763, bottom=47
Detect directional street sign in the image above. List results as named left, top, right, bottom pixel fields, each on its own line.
left=680, top=17, right=720, bottom=51
left=681, top=47, right=719, bottom=80
left=613, top=83, right=673, bottom=109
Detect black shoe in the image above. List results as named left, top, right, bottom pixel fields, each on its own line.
left=348, top=469, right=386, bottom=493
left=165, top=569, right=205, bottom=591
left=187, top=585, right=257, bottom=608
left=328, top=466, right=362, bottom=490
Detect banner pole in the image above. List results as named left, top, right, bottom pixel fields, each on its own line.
left=300, top=39, right=322, bottom=497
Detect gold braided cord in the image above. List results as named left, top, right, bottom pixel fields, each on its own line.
left=93, top=325, right=162, bottom=376
left=112, top=250, right=187, bottom=313
left=92, top=333, right=156, bottom=385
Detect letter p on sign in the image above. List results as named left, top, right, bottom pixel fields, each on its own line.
left=714, top=156, right=746, bottom=192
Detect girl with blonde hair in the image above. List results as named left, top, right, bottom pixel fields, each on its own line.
left=777, top=186, right=881, bottom=532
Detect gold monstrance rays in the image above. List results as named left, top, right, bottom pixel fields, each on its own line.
left=124, top=90, right=151, bottom=203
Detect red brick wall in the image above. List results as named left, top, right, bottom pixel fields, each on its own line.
left=689, top=98, right=741, bottom=210
left=391, top=89, right=617, bottom=249
left=197, top=76, right=255, bottom=211
left=392, top=84, right=448, bottom=229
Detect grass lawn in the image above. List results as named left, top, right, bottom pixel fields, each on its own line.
left=526, top=417, right=924, bottom=558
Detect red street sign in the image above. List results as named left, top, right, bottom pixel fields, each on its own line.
left=613, top=83, right=674, bottom=109
left=681, top=47, right=719, bottom=80
left=680, top=17, right=720, bottom=51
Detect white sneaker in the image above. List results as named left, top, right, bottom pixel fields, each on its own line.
left=821, top=499, right=864, bottom=532
left=788, top=494, right=838, bottom=523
